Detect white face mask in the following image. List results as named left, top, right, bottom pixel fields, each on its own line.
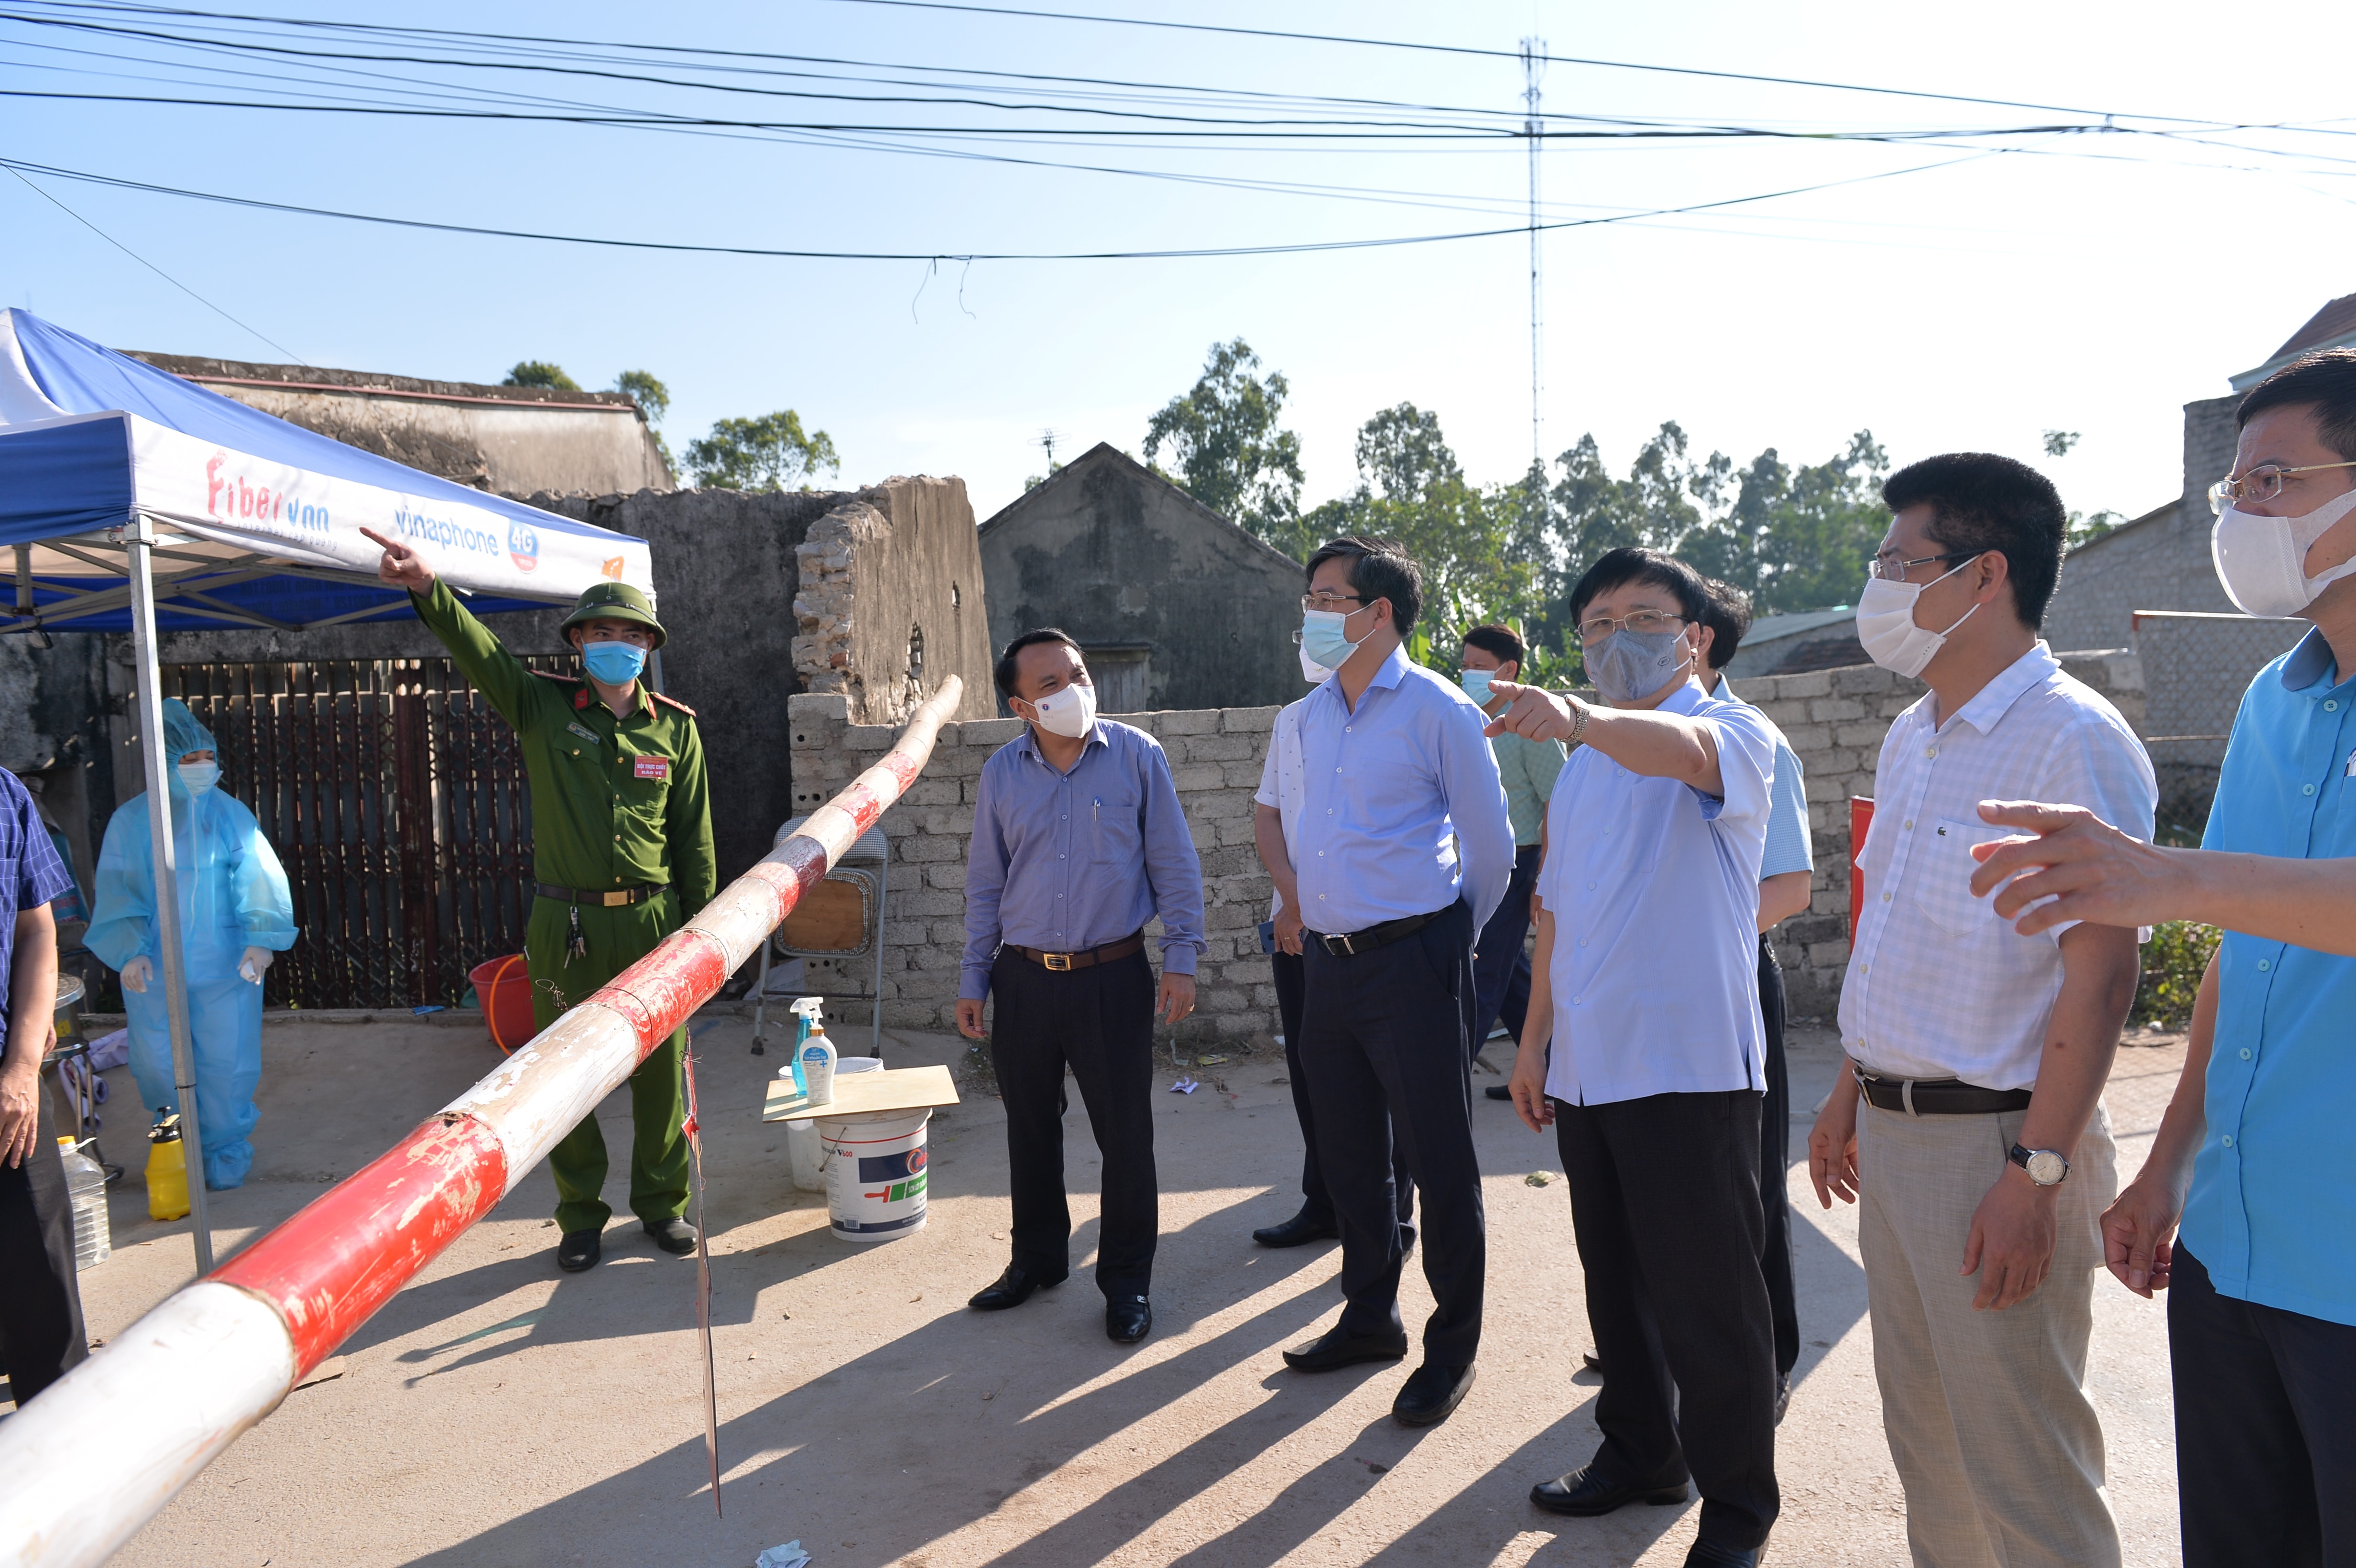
left=1854, top=558, right=1981, bottom=679
left=2212, top=488, right=2356, bottom=619
left=176, top=760, right=219, bottom=795
left=1298, top=642, right=1335, bottom=684
left=1025, top=680, right=1097, bottom=739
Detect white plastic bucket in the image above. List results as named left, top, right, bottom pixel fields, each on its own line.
left=784, top=1057, right=880, bottom=1192
left=786, top=1121, right=826, bottom=1192
left=819, top=1107, right=932, bottom=1243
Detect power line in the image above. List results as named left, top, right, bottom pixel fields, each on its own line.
left=814, top=0, right=2214, bottom=126
left=0, top=161, right=302, bottom=360
left=0, top=149, right=1995, bottom=262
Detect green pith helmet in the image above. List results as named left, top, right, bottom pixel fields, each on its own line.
left=560, top=580, right=665, bottom=648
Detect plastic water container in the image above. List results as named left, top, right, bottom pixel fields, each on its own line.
left=786, top=1058, right=881, bottom=1192
left=818, top=1107, right=931, bottom=1243
left=58, top=1137, right=110, bottom=1270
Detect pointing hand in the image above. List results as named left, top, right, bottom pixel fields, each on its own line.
left=358, top=526, right=434, bottom=589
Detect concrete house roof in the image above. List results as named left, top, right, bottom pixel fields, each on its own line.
left=979, top=441, right=1305, bottom=569
left=2230, top=291, right=2356, bottom=391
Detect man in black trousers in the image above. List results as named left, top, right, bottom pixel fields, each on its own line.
left=957, top=630, right=1206, bottom=1346
left=0, top=768, right=81, bottom=1410
left=1248, top=687, right=1414, bottom=1253
left=1279, top=537, right=1514, bottom=1428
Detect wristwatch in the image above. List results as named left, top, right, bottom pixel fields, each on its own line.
left=2008, top=1143, right=2071, bottom=1187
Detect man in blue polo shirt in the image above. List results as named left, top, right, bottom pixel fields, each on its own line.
left=2030, top=348, right=2356, bottom=1566
left=0, top=768, right=79, bottom=1408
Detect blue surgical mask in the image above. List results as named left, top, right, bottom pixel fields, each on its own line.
left=1299, top=608, right=1362, bottom=671
left=1459, top=669, right=1495, bottom=705
left=583, top=640, right=647, bottom=686
left=175, top=760, right=219, bottom=795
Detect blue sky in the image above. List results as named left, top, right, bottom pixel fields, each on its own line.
left=7, top=0, right=2356, bottom=533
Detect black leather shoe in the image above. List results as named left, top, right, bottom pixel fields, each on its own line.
left=1774, top=1372, right=1792, bottom=1426
left=969, top=1264, right=1066, bottom=1311
left=1485, top=1084, right=1514, bottom=1100
left=1529, top=1464, right=1689, bottom=1516
left=556, top=1229, right=602, bottom=1272
left=1392, top=1361, right=1476, bottom=1426
left=1253, top=1211, right=1339, bottom=1248
left=1282, top=1325, right=1409, bottom=1372
left=1683, top=1540, right=1764, bottom=1567
left=645, top=1217, right=698, bottom=1256
left=1105, top=1295, right=1152, bottom=1344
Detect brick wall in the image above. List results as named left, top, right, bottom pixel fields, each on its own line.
left=785, top=647, right=2149, bottom=1040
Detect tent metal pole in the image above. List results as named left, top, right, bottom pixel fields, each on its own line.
left=127, top=513, right=214, bottom=1276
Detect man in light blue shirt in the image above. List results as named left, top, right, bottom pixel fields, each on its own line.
left=2079, top=351, right=2356, bottom=1566
left=1492, top=547, right=1781, bottom=1568
left=957, top=629, right=1205, bottom=1347
left=1278, top=536, right=1514, bottom=1433
left=1700, top=578, right=1815, bottom=1420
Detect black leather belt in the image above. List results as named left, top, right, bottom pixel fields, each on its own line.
left=1005, top=932, right=1145, bottom=972
left=1309, top=908, right=1440, bottom=958
left=535, top=882, right=669, bottom=908
left=1855, top=1068, right=2033, bottom=1116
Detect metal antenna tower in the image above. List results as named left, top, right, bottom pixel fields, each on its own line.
left=1521, top=36, right=1547, bottom=471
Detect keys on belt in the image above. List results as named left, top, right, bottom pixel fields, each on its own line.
left=534, top=882, right=669, bottom=908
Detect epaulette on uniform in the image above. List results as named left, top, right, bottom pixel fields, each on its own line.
left=651, top=690, right=698, bottom=718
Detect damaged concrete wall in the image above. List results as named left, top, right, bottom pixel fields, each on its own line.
left=793, top=476, right=996, bottom=726
left=124, top=352, right=673, bottom=495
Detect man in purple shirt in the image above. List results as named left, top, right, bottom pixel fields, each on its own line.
left=956, top=629, right=1206, bottom=1346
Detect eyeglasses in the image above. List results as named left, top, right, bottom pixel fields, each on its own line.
left=1868, top=549, right=1975, bottom=582
left=1576, top=609, right=1686, bottom=644
left=2207, top=461, right=2356, bottom=516
left=1301, top=592, right=1367, bottom=615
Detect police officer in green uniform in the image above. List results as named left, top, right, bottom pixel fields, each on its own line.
left=362, top=527, right=715, bottom=1274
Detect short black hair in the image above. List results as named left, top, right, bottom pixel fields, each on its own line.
left=1461, top=623, right=1525, bottom=668
left=1566, top=546, right=1709, bottom=631
left=1881, top=453, right=2066, bottom=627
left=1305, top=535, right=1423, bottom=635
left=994, top=628, right=1082, bottom=699
left=2238, top=347, right=2356, bottom=462
left=1696, top=577, right=1753, bottom=673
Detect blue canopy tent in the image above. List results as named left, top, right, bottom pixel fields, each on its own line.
left=0, top=308, right=657, bottom=1270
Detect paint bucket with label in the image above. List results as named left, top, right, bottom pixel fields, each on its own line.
left=818, top=1107, right=931, bottom=1243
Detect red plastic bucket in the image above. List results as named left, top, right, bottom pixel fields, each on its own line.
left=469, top=955, right=537, bottom=1055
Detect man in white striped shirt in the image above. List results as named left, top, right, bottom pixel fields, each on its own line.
left=1810, top=453, right=2154, bottom=1568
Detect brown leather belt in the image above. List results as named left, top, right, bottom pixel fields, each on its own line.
left=535, top=882, right=669, bottom=908
left=1855, top=1068, right=2032, bottom=1117
left=1005, top=932, right=1146, bottom=972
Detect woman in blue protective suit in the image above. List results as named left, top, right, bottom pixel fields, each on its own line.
left=86, top=700, right=295, bottom=1190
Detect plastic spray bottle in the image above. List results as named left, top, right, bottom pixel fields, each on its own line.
left=782, top=997, right=826, bottom=1097
left=146, top=1111, right=190, bottom=1221
left=799, top=1018, right=838, bottom=1108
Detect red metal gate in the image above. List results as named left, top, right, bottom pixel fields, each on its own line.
left=164, top=658, right=561, bottom=1010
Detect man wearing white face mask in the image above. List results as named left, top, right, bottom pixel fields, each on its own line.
left=2021, top=347, right=2356, bottom=1568
left=958, top=629, right=1204, bottom=1345
left=1808, top=454, right=2153, bottom=1568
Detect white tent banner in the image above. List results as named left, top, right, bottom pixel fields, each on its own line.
left=120, top=415, right=654, bottom=604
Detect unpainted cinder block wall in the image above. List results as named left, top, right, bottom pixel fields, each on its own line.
left=789, top=646, right=2150, bottom=1040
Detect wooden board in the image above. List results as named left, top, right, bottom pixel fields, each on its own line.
left=762, top=1063, right=960, bottom=1123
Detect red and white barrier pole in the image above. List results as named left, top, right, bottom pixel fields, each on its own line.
left=0, top=678, right=962, bottom=1568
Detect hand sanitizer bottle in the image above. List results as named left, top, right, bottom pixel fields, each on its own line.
left=783, top=997, right=826, bottom=1095
left=800, top=1020, right=838, bottom=1108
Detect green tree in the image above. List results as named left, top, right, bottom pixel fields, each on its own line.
left=684, top=411, right=840, bottom=492
left=1143, top=338, right=1306, bottom=548
left=613, top=370, right=673, bottom=474
left=1678, top=431, right=1890, bottom=613
left=502, top=360, right=580, bottom=391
